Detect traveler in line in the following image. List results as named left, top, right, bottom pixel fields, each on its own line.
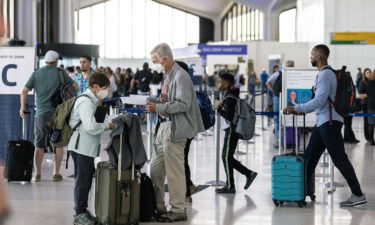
left=68, top=72, right=116, bottom=225
left=283, top=44, right=366, bottom=207
left=359, top=68, right=375, bottom=145
left=215, top=73, right=258, bottom=194
left=146, top=43, right=204, bottom=222
left=75, top=56, right=94, bottom=96
left=20, top=50, right=78, bottom=182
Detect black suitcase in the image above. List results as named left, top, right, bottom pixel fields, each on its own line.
left=3, top=113, right=35, bottom=182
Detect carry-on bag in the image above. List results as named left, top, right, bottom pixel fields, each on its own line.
left=95, top=131, right=140, bottom=225
left=272, top=114, right=306, bottom=207
left=4, top=112, right=34, bottom=182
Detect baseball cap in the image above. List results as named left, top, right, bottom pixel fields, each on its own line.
left=45, top=50, right=62, bottom=63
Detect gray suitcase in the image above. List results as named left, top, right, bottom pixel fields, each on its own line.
left=95, top=133, right=140, bottom=225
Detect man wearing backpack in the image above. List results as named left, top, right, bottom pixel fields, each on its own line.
left=283, top=44, right=366, bottom=207
left=20, top=50, right=78, bottom=182
left=266, top=65, right=281, bottom=148
left=133, top=62, right=153, bottom=95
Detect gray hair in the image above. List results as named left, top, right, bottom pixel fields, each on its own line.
left=150, top=43, right=173, bottom=60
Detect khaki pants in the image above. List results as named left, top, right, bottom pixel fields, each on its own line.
left=150, top=122, right=187, bottom=213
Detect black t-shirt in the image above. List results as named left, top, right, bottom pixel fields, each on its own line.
left=359, top=80, right=375, bottom=109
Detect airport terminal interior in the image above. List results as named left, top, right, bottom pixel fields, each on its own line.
left=1, top=0, right=375, bottom=225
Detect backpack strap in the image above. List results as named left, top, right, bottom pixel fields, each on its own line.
left=65, top=94, right=90, bottom=169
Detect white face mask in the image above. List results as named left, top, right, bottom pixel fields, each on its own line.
left=96, top=89, right=108, bottom=99
left=151, top=63, right=165, bottom=74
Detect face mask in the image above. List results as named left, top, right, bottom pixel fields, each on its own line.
left=96, top=89, right=108, bottom=99
left=151, top=63, right=165, bottom=74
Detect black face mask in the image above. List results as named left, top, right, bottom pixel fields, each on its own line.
left=311, top=60, right=317, bottom=67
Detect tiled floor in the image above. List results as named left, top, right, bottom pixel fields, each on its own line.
left=4, top=117, right=375, bottom=225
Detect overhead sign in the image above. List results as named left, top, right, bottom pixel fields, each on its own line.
left=0, top=47, right=35, bottom=94
left=197, top=44, right=247, bottom=55
left=331, top=32, right=375, bottom=45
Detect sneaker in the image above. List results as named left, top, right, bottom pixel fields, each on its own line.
left=339, top=194, right=367, bottom=207
left=74, top=213, right=95, bottom=225
left=215, top=186, right=236, bottom=194
left=53, top=174, right=63, bottom=182
left=244, top=172, right=258, bottom=190
left=185, top=196, right=193, bottom=203
left=157, top=211, right=187, bottom=222
left=32, top=174, right=41, bottom=182
left=86, top=210, right=97, bottom=223
left=190, top=185, right=199, bottom=195
left=154, top=207, right=167, bottom=219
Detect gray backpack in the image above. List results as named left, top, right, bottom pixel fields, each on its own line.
left=226, top=95, right=256, bottom=140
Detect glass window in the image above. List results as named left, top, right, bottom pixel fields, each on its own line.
left=146, top=0, right=160, bottom=56
left=259, top=11, right=264, bottom=40
left=223, top=17, right=227, bottom=41
left=232, top=5, right=237, bottom=41
left=77, top=7, right=91, bottom=44
left=242, top=6, right=247, bottom=41
left=159, top=4, right=173, bottom=46
left=133, top=0, right=146, bottom=58
left=173, top=9, right=186, bottom=49
left=255, top=9, right=259, bottom=40
left=237, top=6, right=241, bottom=41
left=251, top=9, right=255, bottom=40
left=91, top=3, right=105, bottom=57
left=119, top=0, right=133, bottom=58
left=246, top=9, right=250, bottom=41
left=279, top=8, right=296, bottom=42
left=228, top=12, right=232, bottom=41
left=105, top=0, right=119, bottom=58
left=186, top=13, right=199, bottom=44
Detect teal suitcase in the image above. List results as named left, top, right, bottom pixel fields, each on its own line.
left=272, top=114, right=306, bottom=207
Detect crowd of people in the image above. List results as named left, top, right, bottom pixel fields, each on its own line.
left=16, top=43, right=369, bottom=225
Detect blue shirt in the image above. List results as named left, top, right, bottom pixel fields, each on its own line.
left=260, top=72, right=268, bottom=84
left=294, top=65, right=343, bottom=127
left=75, top=69, right=94, bottom=96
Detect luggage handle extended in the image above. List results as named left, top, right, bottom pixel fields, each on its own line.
left=282, top=113, right=306, bottom=155
left=117, top=126, right=135, bottom=181
left=18, top=111, right=32, bottom=141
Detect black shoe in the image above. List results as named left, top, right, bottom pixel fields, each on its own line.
left=215, top=186, right=236, bottom=194
left=371, top=141, right=375, bottom=146
left=244, top=172, right=258, bottom=190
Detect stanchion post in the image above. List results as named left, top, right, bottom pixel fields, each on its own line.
left=206, top=92, right=226, bottom=186
left=261, top=91, right=265, bottom=130
left=147, top=113, right=153, bottom=161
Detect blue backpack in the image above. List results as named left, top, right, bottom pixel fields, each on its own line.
left=196, top=91, right=215, bottom=130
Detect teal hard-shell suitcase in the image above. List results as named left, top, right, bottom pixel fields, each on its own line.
left=271, top=114, right=307, bottom=207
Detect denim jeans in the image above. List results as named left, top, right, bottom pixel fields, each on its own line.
left=273, top=96, right=280, bottom=143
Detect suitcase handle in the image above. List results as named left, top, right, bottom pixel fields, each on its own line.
left=18, top=111, right=31, bottom=141
left=282, top=113, right=306, bottom=155
left=117, top=124, right=136, bottom=181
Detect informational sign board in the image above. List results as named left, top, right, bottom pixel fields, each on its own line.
left=331, top=32, right=375, bottom=45
left=0, top=47, right=35, bottom=162
left=281, top=68, right=318, bottom=127
left=0, top=47, right=35, bottom=94
left=179, top=57, right=203, bottom=76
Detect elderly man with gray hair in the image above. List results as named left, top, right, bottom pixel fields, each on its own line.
left=146, top=43, right=204, bottom=222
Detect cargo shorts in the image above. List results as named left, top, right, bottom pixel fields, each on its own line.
left=34, top=111, right=54, bottom=148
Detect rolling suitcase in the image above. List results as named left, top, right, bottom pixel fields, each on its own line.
left=272, top=114, right=306, bottom=207
left=95, top=131, right=140, bottom=225
left=3, top=112, right=34, bottom=182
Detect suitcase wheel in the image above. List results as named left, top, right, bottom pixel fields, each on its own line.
left=310, top=195, right=316, bottom=201
left=273, top=200, right=280, bottom=207
left=297, top=201, right=305, bottom=207
left=279, top=201, right=284, bottom=205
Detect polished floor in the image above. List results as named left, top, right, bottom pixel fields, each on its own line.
left=4, top=116, right=375, bottom=225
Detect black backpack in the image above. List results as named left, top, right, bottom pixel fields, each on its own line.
left=323, top=66, right=355, bottom=118
left=273, top=71, right=282, bottom=97
left=139, top=173, right=157, bottom=222
left=52, top=68, right=77, bottom=107
left=137, top=71, right=152, bottom=92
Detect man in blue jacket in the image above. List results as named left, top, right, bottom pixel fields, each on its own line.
left=283, top=44, right=366, bottom=207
